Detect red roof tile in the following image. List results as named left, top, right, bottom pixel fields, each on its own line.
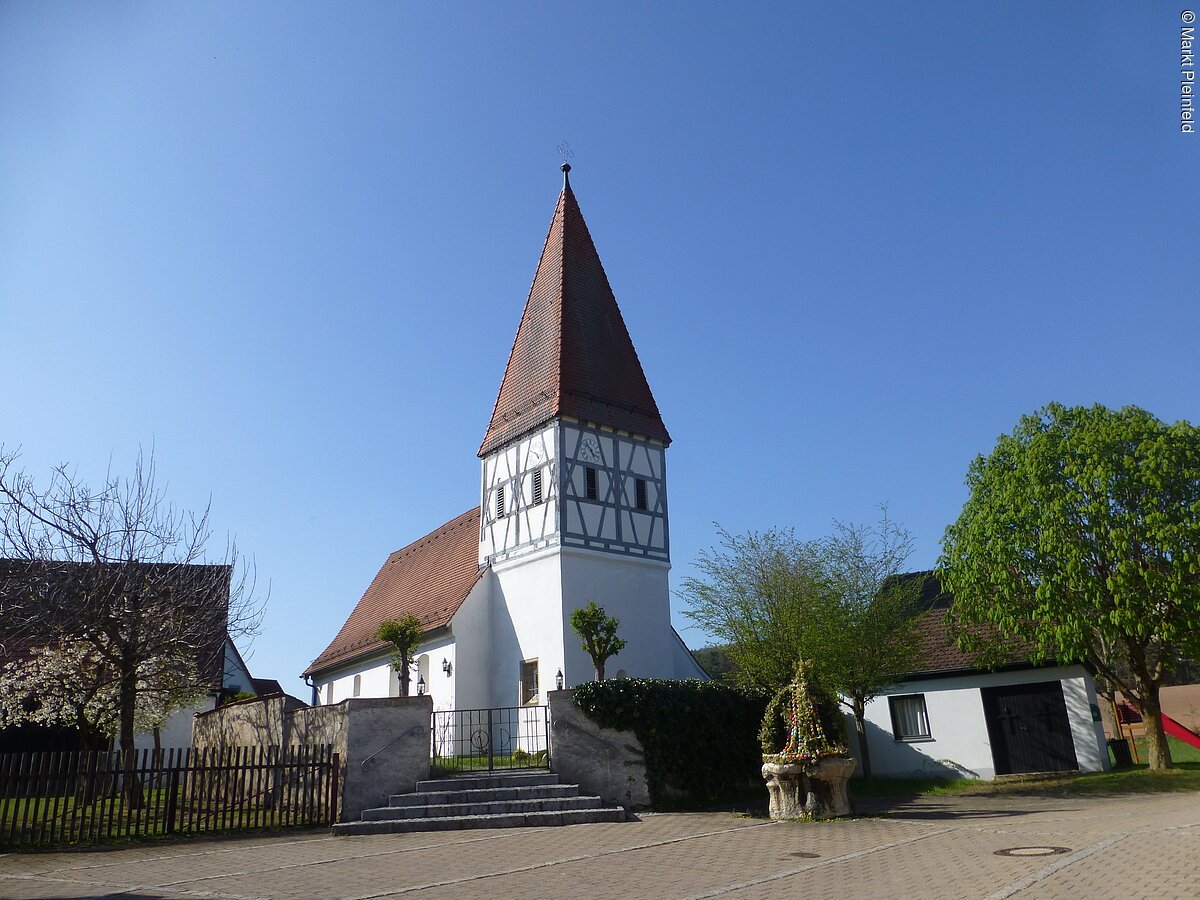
left=303, top=508, right=484, bottom=676
left=478, top=182, right=670, bottom=457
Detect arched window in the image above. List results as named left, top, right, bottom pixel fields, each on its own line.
left=352, top=674, right=362, bottom=697
left=418, top=654, right=431, bottom=695
left=325, top=682, right=333, bottom=705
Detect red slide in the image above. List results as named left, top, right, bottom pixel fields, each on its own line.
left=1161, top=713, right=1200, bottom=751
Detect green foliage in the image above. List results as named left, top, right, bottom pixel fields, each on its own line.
left=376, top=616, right=424, bottom=695
left=573, top=678, right=769, bottom=808
left=939, top=402, right=1200, bottom=769
left=692, top=645, right=739, bottom=682
left=759, top=661, right=848, bottom=763
left=680, top=514, right=920, bottom=704
left=569, top=601, right=627, bottom=681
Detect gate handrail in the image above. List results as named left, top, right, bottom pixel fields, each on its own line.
left=360, top=723, right=426, bottom=769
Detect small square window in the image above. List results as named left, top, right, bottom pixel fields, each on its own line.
left=889, top=694, right=931, bottom=741
left=496, top=484, right=506, bottom=517
left=585, top=467, right=598, bottom=500
left=635, top=478, right=648, bottom=511
left=520, top=659, right=539, bottom=706
left=532, top=469, right=544, bottom=505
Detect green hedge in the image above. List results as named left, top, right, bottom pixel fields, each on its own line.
left=572, top=678, right=769, bottom=808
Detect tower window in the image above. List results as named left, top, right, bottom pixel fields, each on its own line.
left=496, top=484, right=506, bottom=517
left=635, top=478, right=648, bottom=511
left=585, top=467, right=598, bottom=500
left=532, top=469, right=544, bottom=505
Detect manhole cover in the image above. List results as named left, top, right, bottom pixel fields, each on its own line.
left=787, top=851, right=820, bottom=859
left=994, top=846, right=1072, bottom=857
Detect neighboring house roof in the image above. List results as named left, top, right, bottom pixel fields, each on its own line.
left=0, top=558, right=232, bottom=692
left=893, top=571, right=1037, bottom=679
left=251, top=677, right=284, bottom=696
left=304, top=508, right=485, bottom=677
left=478, top=176, right=670, bottom=457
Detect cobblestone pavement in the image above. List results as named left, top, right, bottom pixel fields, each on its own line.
left=1, top=792, right=1196, bottom=899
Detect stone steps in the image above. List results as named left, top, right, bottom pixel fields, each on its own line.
left=334, top=771, right=626, bottom=836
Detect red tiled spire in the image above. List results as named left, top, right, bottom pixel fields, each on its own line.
left=478, top=169, right=670, bottom=457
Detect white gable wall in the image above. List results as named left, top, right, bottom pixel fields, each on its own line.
left=851, top=665, right=1108, bottom=780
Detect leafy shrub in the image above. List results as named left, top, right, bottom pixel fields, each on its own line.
left=572, top=678, right=769, bottom=808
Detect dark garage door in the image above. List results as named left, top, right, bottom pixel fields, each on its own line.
left=981, top=681, right=1079, bottom=776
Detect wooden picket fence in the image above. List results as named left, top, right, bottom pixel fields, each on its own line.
left=0, top=744, right=339, bottom=849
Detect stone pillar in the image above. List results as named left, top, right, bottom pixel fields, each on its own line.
left=338, top=696, right=433, bottom=821
left=548, top=690, right=649, bottom=809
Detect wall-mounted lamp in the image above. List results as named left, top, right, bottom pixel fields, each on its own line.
left=442, top=658, right=452, bottom=676
left=416, top=676, right=426, bottom=696
left=555, top=669, right=564, bottom=691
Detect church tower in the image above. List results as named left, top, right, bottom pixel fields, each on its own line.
left=476, top=165, right=699, bottom=700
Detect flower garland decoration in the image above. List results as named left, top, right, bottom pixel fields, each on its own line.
left=760, top=660, right=848, bottom=767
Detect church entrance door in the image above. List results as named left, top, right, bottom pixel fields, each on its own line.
left=431, top=706, right=550, bottom=774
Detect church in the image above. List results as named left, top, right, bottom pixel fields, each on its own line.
left=304, top=166, right=706, bottom=711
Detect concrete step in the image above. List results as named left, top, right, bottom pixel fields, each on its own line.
left=415, top=771, right=558, bottom=792
left=362, top=795, right=606, bottom=821
left=334, top=806, right=627, bottom=835
left=387, top=783, right=579, bottom=808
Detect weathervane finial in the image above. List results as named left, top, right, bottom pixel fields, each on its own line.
left=557, top=141, right=574, bottom=188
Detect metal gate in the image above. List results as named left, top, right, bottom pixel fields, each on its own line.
left=430, top=706, right=550, bottom=774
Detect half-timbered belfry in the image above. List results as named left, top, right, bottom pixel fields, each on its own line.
left=305, top=166, right=705, bottom=713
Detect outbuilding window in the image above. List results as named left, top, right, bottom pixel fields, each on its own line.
left=889, top=694, right=931, bottom=741
left=352, top=674, right=362, bottom=698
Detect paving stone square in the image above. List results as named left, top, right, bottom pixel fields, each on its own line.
left=1, top=792, right=1196, bottom=899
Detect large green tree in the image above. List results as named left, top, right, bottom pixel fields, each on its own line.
left=680, top=513, right=921, bottom=777
left=939, top=403, right=1200, bottom=770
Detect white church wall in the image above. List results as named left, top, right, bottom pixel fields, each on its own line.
left=854, top=665, right=1106, bottom=780
left=317, top=631, right=460, bottom=708
left=490, top=549, right=565, bottom=709
left=449, top=574, right=493, bottom=711
left=557, top=547, right=675, bottom=687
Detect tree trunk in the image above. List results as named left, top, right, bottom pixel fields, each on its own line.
left=399, top=658, right=411, bottom=697
left=852, top=696, right=871, bottom=778
left=1135, top=688, right=1173, bottom=771
left=117, top=657, right=145, bottom=808
left=595, top=661, right=605, bottom=682
left=1127, top=643, right=1172, bottom=771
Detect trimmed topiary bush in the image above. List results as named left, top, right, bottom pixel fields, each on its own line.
left=572, top=678, right=769, bottom=808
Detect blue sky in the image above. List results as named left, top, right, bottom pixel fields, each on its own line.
left=2, top=2, right=1196, bottom=697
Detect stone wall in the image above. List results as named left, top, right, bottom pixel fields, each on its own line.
left=193, top=694, right=432, bottom=822
left=336, top=697, right=431, bottom=820
left=548, top=689, right=650, bottom=809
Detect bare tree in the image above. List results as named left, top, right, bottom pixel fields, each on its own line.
left=0, top=447, right=265, bottom=766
